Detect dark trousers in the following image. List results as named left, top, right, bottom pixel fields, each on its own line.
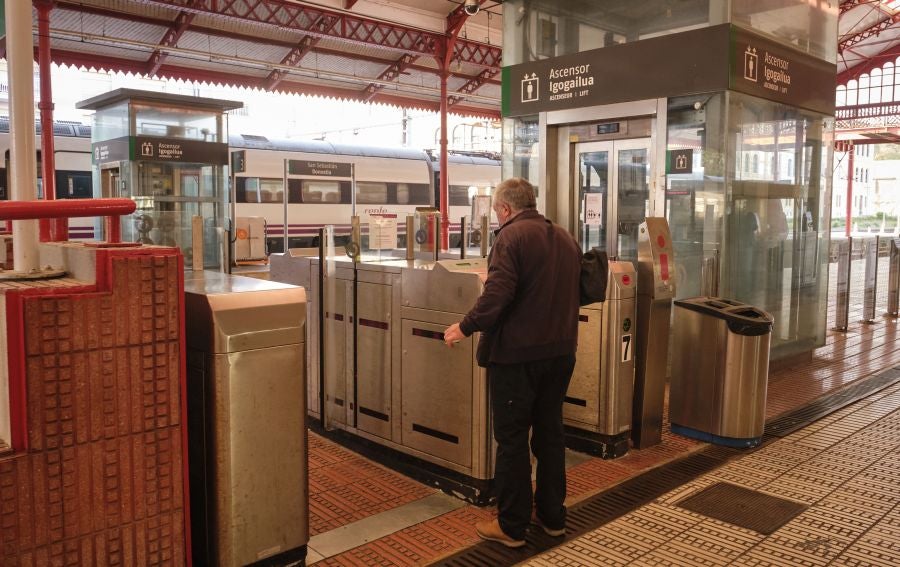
left=489, top=354, right=575, bottom=540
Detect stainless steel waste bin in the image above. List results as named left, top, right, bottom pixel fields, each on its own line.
left=184, top=271, right=308, bottom=566
left=669, top=297, right=774, bottom=448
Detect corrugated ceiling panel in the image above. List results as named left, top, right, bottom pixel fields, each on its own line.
left=51, top=37, right=149, bottom=63
left=53, top=8, right=168, bottom=44
left=178, top=30, right=289, bottom=62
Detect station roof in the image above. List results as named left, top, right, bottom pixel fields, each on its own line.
left=29, top=0, right=503, bottom=120
left=7, top=1, right=895, bottom=124
left=839, top=0, right=900, bottom=84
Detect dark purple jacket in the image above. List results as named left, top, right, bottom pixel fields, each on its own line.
left=459, top=209, right=582, bottom=366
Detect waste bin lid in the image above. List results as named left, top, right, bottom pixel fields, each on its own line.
left=674, top=296, right=774, bottom=336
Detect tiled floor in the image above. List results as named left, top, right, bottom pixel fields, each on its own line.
left=304, top=256, right=900, bottom=565
left=526, top=380, right=900, bottom=566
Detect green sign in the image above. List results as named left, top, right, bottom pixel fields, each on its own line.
left=623, top=318, right=631, bottom=332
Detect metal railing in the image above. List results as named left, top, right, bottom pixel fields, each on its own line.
left=0, top=198, right=137, bottom=244
left=832, top=235, right=900, bottom=330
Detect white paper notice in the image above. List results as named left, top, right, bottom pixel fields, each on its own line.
left=369, top=214, right=398, bottom=250
left=584, top=193, right=603, bottom=226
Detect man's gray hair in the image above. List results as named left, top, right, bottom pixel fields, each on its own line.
left=494, top=177, right=537, bottom=212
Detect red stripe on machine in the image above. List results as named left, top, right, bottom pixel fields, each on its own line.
left=359, top=318, right=389, bottom=330
left=660, top=253, right=670, bottom=281
left=412, top=328, right=445, bottom=341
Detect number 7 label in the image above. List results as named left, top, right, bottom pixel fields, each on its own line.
left=621, top=334, right=632, bottom=362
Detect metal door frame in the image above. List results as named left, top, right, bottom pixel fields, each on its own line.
left=573, top=137, right=652, bottom=259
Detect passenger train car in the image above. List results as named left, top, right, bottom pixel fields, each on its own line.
left=0, top=122, right=500, bottom=253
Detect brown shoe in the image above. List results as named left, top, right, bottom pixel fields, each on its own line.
left=475, top=519, right=526, bottom=548
left=530, top=511, right=566, bottom=537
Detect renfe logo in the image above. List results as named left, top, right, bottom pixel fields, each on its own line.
left=744, top=46, right=758, bottom=83
left=521, top=73, right=539, bottom=102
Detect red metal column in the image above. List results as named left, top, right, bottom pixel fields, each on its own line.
left=846, top=142, right=854, bottom=238
left=36, top=0, right=66, bottom=241
left=439, top=61, right=450, bottom=251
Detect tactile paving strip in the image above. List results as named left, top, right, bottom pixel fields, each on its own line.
left=765, top=367, right=900, bottom=437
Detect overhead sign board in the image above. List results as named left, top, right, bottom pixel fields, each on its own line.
left=729, top=26, right=836, bottom=115
left=288, top=159, right=352, bottom=177
left=502, top=24, right=835, bottom=118
left=91, top=136, right=229, bottom=165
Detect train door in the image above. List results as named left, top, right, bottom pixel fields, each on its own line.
left=574, top=138, right=651, bottom=263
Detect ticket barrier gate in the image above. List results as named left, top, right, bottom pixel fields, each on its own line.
left=269, top=252, right=495, bottom=503
left=632, top=218, right=675, bottom=448
left=184, top=272, right=308, bottom=567
left=564, top=261, right=637, bottom=458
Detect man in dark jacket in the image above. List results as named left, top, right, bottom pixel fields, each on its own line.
left=444, top=177, right=582, bottom=547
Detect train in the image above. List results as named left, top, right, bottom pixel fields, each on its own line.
left=0, top=119, right=500, bottom=255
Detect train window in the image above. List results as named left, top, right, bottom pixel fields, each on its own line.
left=298, top=180, right=348, bottom=204
left=357, top=182, right=388, bottom=204
left=449, top=185, right=473, bottom=206
left=396, top=183, right=430, bottom=205
left=236, top=177, right=283, bottom=203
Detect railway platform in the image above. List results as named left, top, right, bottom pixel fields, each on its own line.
left=301, top=256, right=900, bottom=566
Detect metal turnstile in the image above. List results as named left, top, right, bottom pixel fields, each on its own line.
left=564, top=261, right=637, bottom=458
left=633, top=218, right=675, bottom=448
left=184, top=272, right=308, bottom=567
left=270, top=252, right=495, bottom=503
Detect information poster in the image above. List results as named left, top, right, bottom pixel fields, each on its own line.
left=369, top=214, right=398, bottom=250
left=584, top=193, right=603, bottom=226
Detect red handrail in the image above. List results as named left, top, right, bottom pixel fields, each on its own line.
left=0, top=199, right=136, bottom=244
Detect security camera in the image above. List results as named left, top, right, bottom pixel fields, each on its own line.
left=464, top=0, right=480, bottom=16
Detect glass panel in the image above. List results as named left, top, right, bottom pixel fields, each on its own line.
left=502, top=0, right=717, bottom=65
left=92, top=102, right=130, bottom=141
left=502, top=116, right=540, bottom=193
left=576, top=148, right=609, bottom=252
left=731, top=0, right=838, bottom=63
left=133, top=104, right=221, bottom=141
left=723, top=90, right=832, bottom=359
left=616, top=147, right=649, bottom=263
left=666, top=93, right=727, bottom=300
left=122, top=161, right=228, bottom=270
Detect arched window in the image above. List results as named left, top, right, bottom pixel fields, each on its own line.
left=848, top=79, right=859, bottom=106
left=859, top=74, right=870, bottom=105
left=871, top=68, right=882, bottom=103
left=836, top=85, right=847, bottom=106
left=883, top=62, right=895, bottom=102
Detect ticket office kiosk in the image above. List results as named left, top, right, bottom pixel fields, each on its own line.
left=77, top=89, right=243, bottom=270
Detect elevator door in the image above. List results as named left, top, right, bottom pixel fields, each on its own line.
left=575, top=139, right=651, bottom=263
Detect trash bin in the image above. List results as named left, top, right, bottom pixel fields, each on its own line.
left=184, top=271, right=308, bottom=566
left=669, top=296, right=774, bottom=448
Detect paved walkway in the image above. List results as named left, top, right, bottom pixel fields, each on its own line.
left=525, top=378, right=900, bottom=566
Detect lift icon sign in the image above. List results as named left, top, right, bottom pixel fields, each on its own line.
left=141, top=142, right=154, bottom=157
left=744, top=46, right=758, bottom=83
left=521, top=73, right=539, bottom=102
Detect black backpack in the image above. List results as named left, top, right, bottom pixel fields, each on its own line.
left=579, top=248, right=609, bottom=306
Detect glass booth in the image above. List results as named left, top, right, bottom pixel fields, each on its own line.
left=77, top=89, right=243, bottom=270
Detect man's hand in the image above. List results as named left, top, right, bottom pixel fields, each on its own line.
left=443, top=322, right=465, bottom=347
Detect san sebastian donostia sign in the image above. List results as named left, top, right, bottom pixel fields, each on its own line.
left=92, top=136, right=229, bottom=165
left=502, top=24, right=835, bottom=118
left=288, top=159, right=353, bottom=177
